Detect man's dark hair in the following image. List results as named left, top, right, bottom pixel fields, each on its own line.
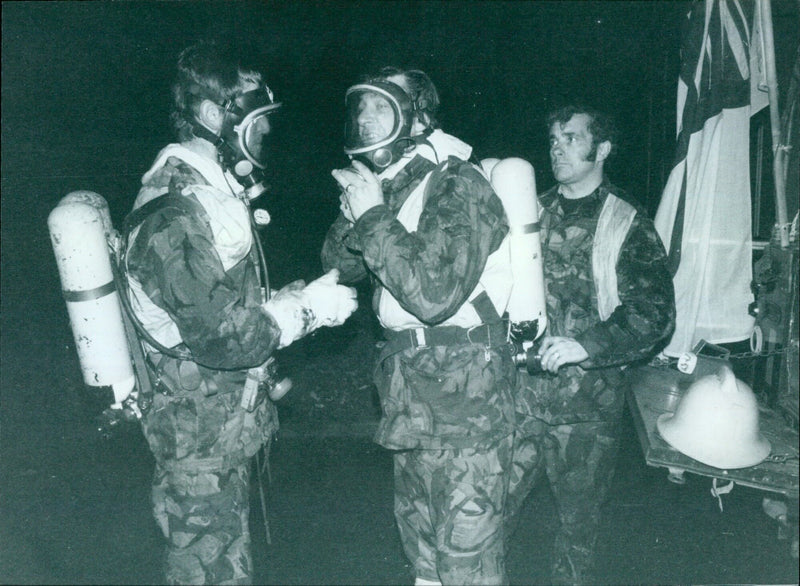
left=171, top=40, right=263, bottom=141
left=366, top=66, right=441, bottom=129
left=547, top=104, right=618, bottom=161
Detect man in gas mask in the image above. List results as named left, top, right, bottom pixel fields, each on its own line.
left=121, top=40, right=357, bottom=585
left=322, top=67, right=517, bottom=585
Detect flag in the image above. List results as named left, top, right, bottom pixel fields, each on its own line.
left=654, top=0, right=766, bottom=356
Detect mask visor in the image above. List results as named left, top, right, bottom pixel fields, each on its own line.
left=237, top=107, right=280, bottom=169
left=230, top=86, right=282, bottom=170
left=344, top=85, right=403, bottom=155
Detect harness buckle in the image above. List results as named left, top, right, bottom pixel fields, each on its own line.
left=413, top=328, right=428, bottom=348
left=466, top=323, right=487, bottom=345
left=468, top=323, right=494, bottom=362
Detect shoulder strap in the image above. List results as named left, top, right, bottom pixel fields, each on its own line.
left=122, top=193, right=206, bottom=237
left=116, top=193, right=207, bottom=364
left=470, top=289, right=502, bottom=324
left=421, top=156, right=462, bottom=208
left=428, top=157, right=504, bottom=326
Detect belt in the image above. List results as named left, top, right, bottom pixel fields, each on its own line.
left=382, top=321, right=509, bottom=355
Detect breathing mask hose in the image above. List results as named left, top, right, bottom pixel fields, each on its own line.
left=235, top=187, right=271, bottom=303
left=251, top=220, right=270, bottom=303
left=111, top=247, right=195, bottom=363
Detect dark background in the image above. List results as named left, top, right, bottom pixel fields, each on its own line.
left=2, top=1, right=799, bottom=584
left=3, top=0, right=696, bottom=285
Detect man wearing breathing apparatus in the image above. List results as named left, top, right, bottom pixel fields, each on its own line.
left=322, top=67, right=517, bottom=585
left=121, top=41, right=357, bottom=585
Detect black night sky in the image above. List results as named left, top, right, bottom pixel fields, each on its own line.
left=2, top=0, right=701, bottom=282
left=4, top=1, right=797, bottom=277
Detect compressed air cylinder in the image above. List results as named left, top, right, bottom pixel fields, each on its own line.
left=488, top=157, right=547, bottom=339
left=481, top=157, right=501, bottom=179
left=48, top=191, right=135, bottom=407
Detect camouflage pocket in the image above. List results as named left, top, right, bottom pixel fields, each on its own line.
left=399, top=345, right=514, bottom=438
left=399, top=346, right=475, bottom=410
left=178, top=360, right=202, bottom=391
left=142, top=385, right=276, bottom=467
left=374, top=355, right=431, bottom=450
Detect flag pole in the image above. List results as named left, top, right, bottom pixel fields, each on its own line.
left=758, top=0, right=790, bottom=248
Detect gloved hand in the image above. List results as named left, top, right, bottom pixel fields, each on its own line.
left=262, top=269, right=358, bottom=348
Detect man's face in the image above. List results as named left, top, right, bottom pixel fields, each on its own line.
left=548, top=113, right=599, bottom=186
left=357, top=92, right=396, bottom=144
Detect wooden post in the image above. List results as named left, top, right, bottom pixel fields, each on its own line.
left=758, top=0, right=790, bottom=248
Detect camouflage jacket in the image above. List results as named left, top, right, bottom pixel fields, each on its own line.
left=125, top=145, right=279, bottom=469
left=515, top=179, right=675, bottom=429
left=322, top=143, right=516, bottom=449
left=126, top=147, right=281, bottom=370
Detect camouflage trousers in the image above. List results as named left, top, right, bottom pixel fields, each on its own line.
left=505, top=421, right=620, bottom=585
left=152, top=461, right=255, bottom=585
left=394, top=434, right=513, bottom=585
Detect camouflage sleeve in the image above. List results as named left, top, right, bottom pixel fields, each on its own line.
left=577, top=214, right=676, bottom=367
left=320, top=212, right=369, bottom=285
left=353, top=158, right=508, bottom=324
left=128, top=203, right=281, bottom=370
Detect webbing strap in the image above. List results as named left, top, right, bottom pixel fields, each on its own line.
left=509, top=221, right=540, bottom=236
left=469, top=290, right=502, bottom=324
left=379, top=320, right=508, bottom=365
left=123, top=193, right=205, bottom=235
left=62, top=280, right=116, bottom=302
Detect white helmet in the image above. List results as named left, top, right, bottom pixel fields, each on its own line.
left=656, top=365, right=771, bottom=469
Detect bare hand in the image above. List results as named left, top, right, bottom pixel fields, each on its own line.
left=537, top=336, right=589, bottom=374
left=331, top=159, right=384, bottom=221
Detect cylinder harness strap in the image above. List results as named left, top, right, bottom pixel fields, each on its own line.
left=113, top=194, right=232, bottom=408
left=378, top=290, right=508, bottom=364
left=117, top=194, right=210, bottom=361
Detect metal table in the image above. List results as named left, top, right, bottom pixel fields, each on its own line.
left=627, top=364, right=799, bottom=499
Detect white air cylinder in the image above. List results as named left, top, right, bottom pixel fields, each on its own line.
left=486, top=157, right=547, bottom=339
left=48, top=191, right=135, bottom=406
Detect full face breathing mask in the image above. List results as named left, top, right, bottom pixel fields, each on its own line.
left=343, top=81, right=416, bottom=172
left=191, top=85, right=282, bottom=201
